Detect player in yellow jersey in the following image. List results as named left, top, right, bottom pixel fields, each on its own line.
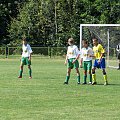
left=92, top=38, right=108, bottom=85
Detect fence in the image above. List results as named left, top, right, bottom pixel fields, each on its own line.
left=0, top=46, right=118, bottom=59
left=0, top=47, right=67, bottom=58
left=0, top=47, right=7, bottom=58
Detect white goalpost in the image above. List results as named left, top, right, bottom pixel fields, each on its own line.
left=79, top=24, right=120, bottom=68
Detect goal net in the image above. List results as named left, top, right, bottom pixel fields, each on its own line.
left=80, top=24, right=120, bottom=68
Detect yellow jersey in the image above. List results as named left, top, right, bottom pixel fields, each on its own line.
left=93, top=44, right=105, bottom=59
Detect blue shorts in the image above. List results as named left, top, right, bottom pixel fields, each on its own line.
left=93, top=58, right=106, bottom=69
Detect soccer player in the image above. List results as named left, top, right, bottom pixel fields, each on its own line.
left=92, top=38, right=108, bottom=85
left=18, top=37, right=33, bottom=78
left=116, top=43, right=120, bottom=70
left=64, top=38, right=80, bottom=84
left=80, top=40, right=93, bottom=84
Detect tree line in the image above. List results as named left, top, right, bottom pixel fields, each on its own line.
left=0, top=0, right=120, bottom=46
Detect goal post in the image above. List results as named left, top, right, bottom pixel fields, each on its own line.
left=79, top=24, right=120, bottom=68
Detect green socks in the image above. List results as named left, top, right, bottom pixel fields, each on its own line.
left=19, top=68, right=32, bottom=77
left=89, top=74, right=92, bottom=83
left=84, top=74, right=92, bottom=83
left=65, top=76, right=80, bottom=83
left=65, top=76, right=70, bottom=83
left=29, top=69, right=32, bottom=77
left=19, top=70, right=23, bottom=77
left=77, top=75, right=80, bottom=83
left=84, top=75, right=87, bottom=83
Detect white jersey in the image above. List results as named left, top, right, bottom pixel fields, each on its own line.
left=67, top=45, right=80, bottom=59
left=22, top=44, right=33, bottom=57
left=81, top=47, right=93, bottom=61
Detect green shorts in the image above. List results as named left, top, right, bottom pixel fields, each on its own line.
left=83, top=61, right=92, bottom=71
left=21, top=57, right=31, bottom=65
left=67, top=58, right=79, bottom=69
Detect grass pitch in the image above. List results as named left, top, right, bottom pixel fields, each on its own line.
left=0, top=58, right=120, bottom=120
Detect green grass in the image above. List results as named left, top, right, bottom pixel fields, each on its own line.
left=0, top=58, right=120, bottom=120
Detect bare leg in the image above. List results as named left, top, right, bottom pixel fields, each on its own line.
left=28, top=65, right=32, bottom=78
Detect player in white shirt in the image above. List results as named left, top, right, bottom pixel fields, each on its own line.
left=18, top=38, right=33, bottom=78
left=64, top=38, right=80, bottom=84
left=80, top=40, right=93, bottom=84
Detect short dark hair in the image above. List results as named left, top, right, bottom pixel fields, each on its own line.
left=68, top=38, right=74, bottom=44
left=22, top=37, right=27, bottom=41
left=92, top=38, right=98, bottom=41
left=82, top=39, right=88, bottom=44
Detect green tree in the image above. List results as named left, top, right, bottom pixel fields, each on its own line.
left=9, top=0, right=56, bottom=46
left=8, top=0, right=120, bottom=46
left=0, top=0, right=28, bottom=45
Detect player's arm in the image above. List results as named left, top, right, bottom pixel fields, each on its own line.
left=20, top=48, right=22, bottom=61
left=100, top=53, right=104, bottom=58
left=88, top=49, right=95, bottom=58
left=88, top=53, right=95, bottom=58
left=97, top=52, right=104, bottom=63
left=99, top=45, right=105, bottom=62
left=29, top=53, right=32, bottom=61
left=64, top=47, right=68, bottom=65
left=28, top=45, right=33, bottom=61
left=89, top=54, right=95, bottom=58
left=72, top=54, right=80, bottom=64
left=72, top=47, right=80, bottom=64
left=64, top=54, right=68, bottom=65
left=75, top=54, right=80, bottom=60
left=79, top=49, right=83, bottom=67
left=80, top=57, right=83, bottom=68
